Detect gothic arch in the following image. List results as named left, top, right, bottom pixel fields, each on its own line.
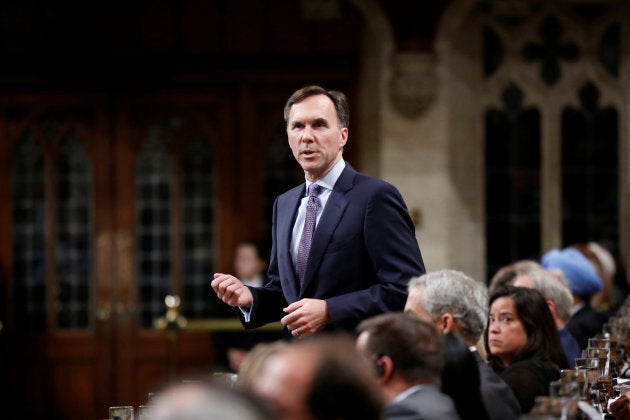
left=436, top=0, right=629, bottom=280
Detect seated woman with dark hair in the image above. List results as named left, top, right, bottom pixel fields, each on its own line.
left=441, top=333, right=489, bottom=420
left=484, top=285, right=569, bottom=414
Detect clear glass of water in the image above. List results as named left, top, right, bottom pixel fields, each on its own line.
left=109, top=405, right=134, bottom=420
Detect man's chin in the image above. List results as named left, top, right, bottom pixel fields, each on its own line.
left=299, top=161, right=320, bottom=173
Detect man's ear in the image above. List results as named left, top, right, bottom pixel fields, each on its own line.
left=339, top=127, right=348, bottom=147
left=546, top=299, right=557, bottom=316
left=376, top=355, right=394, bottom=382
left=440, top=313, right=456, bottom=333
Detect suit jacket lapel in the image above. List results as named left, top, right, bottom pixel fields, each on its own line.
left=277, top=185, right=303, bottom=301
left=299, top=165, right=355, bottom=296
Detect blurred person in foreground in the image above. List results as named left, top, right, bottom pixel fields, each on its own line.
left=151, top=380, right=273, bottom=420
left=249, top=334, right=383, bottom=420
left=236, top=340, right=287, bottom=388
left=356, top=312, right=460, bottom=420
left=212, top=85, right=424, bottom=339
left=513, top=269, right=581, bottom=364
left=485, top=285, right=568, bottom=413
left=404, top=269, right=520, bottom=419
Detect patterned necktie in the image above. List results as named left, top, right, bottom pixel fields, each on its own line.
left=296, top=183, right=321, bottom=284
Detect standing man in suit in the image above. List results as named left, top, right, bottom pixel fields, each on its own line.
left=212, top=85, right=424, bottom=338
left=405, top=270, right=521, bottom=419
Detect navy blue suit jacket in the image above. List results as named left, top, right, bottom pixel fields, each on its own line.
left=241, top=164, right=425, bottom=332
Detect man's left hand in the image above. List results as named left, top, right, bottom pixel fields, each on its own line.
left=281, top=298, right=330, bottom=339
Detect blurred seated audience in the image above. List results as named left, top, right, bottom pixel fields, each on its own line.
left=542, top=247, right=605, bottom=349
left=150, top=380, right=273, bottom=420
left=356, top=312, right=460, bottom=420
left=248, top=334, right=383, bottom=420
left=489, top=260, right=542, bottom=294
left=405, top=269, right=521, bottom=419
left=513, top=269, right=581, bottom=365
left=236, top=340, right=287, bottom=388
left=213, top=240, right=282, bottom=373
left=441, top=332, right=490, bottom=420
left=580, top=242, right=616, bottom=311
left=485, top=286, right=567, bottom=414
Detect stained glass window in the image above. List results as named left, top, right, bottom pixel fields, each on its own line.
left=56, top=133, right=94, bottom=329
left=11, top=132, right=47, bottom=331
left=181, top=136, right=216, bottom=319
left=485, top=84, right=541, bottom=278
left=561, top=82, right=618, bottom=251
left=136, top=131, right=173, bottom=328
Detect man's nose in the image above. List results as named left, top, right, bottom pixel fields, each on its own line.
left=301, top=125, right=315, bottom=141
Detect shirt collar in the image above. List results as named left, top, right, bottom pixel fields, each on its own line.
left=571, top=301, right=586, bottom=316
left=305, top=159, right=345, bottom=194
left=393, top=385, right=425, bottom=403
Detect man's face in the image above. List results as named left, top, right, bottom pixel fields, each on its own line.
left=286, top=94, right=348, bottom=182
left=233, top=243, right=265, bottom=280
left=404, top=287, right=435, bottom=326
left=252, top=351, right=316, bottom=420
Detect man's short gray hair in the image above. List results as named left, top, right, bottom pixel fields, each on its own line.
left=516, top=269, right=573, bottom=324
left=408, top=269, right=488, bottom=343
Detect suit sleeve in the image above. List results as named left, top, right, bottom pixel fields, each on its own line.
left=239, top=196, right=288, bottom=329
left=325, top=183, right=425, bottom=328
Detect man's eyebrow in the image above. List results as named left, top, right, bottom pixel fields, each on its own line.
left=289, top=117, right=329, bottom=127
left=312, top=117, right=330, bottom=125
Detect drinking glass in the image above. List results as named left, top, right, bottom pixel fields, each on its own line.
left=588, top=338, right=611, bottom=349
left=138, top=405, right=152, bottom=420
left=109, top=405, right=134, bottom=420
left=549, top=379, right=581, bottom=399
left=212, top=372, right=238, bottom=388
left=585, top=347, right=610, bottom=377
left=575, top=357, right=599, bottom=398
left=529, top=396, right=571, bottom=418
left=560, top=369, right=588, bottom=400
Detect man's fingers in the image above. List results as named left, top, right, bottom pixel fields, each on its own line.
left=223, top=282, right=242, bottom=302
left=280, top=312, right=297, bottom=326
left=211, top=274, right=240, bottom=303
left=283, top=300, right=303, bottom=313
left=211, top=273, right=228, bottom=290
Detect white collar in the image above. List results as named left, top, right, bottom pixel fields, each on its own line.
left=393, top=385, right=425, bottom=403
left=304, top=159, right=345, bottom=194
